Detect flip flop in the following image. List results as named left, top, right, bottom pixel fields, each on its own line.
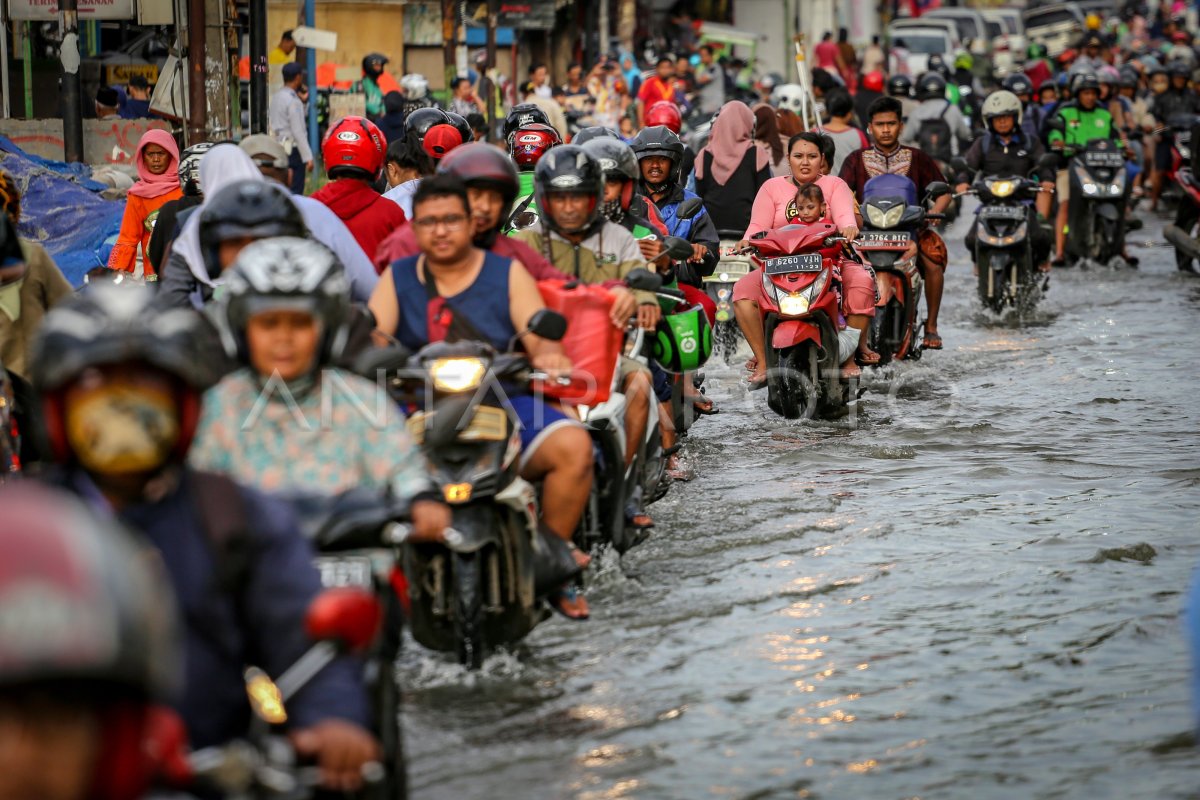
left=857, top=349, right=881, bottom=366
left=922, top=329, right=943, bottom=350
left=841, top=362, right=862, bottom=380
left=690, top=395, right=720, bottom=415
left=549, top=585, right=589, bottom=621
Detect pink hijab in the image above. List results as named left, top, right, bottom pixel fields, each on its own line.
left=128, top=129, right=180, bottom=199
left=695, top=101, right=771, bottom=184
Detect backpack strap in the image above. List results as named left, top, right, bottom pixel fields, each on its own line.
left=419, top=256, right=490, bottom=344
left=939, top=100, right=950, bottom=120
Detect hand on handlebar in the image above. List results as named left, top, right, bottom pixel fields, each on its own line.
left=688, top=243, right=708, bottom=263
left=410, top=500, right=451, bottom=544
left=289, top=720, right=380, bottom=793
left=607, top=286, right=637, bottom=327
left=531, top=351, right=573, bottom=378
left=637, top=237, right=665, bottom=263
left=840, top=226, right=859, bottom=242
left=637, top=302, right=662, bottom=330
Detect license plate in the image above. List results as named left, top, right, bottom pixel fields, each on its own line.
left=407, top=405, right=508, bottom=445
left=1083, top=151, right=1123, bottom=169
left=764, top=253, right=823, bottom=275
left=857, top=231, right=911, bottom=246
left=980, top=205, right=1026, bottom=220
left=315, top=556, right=373, bottom=588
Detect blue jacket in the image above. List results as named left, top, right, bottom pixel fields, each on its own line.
left=58, top=468, right=370, bottom=749
left=642, top=183, right=719, bottom=284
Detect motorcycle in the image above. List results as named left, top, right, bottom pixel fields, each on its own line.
left=952, top=156, right=1057, bottom=315
left=1163, top=117, right=1200, bottom=275
left=706, top=228, right=754, bottom=364
left=748, top=223, right=859, bottom=420
left=1052, top=130, right=1129, bottom=264
left=853, top=175, right=949, bottom=362
left=357, top=311, right=582, bottom=668
left=155, top=588, right=388, bottom=798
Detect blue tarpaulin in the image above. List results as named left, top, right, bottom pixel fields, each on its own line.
left=0, top=135, right=124, bottom=287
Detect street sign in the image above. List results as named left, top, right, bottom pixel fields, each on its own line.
left=463, top=0, right=554, bottom=30
left=6, top=0, right=136, bottom=21
left=291, top=26, right=338, bottom=52
left=106, top=62, right=158, bottom=86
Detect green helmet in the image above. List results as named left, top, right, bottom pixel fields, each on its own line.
left=954, top=50, right=974, bottom=72
left=652, top=304, right=712, bottom=373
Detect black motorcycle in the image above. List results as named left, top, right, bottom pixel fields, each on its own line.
left=1056, top=136, right=1129, bottom=264
left=854, top=176, right=949, bottom=362
left=358, top=312, right=581, bottom=668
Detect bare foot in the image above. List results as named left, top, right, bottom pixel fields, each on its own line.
left=841, top=360, right=862, bottom=379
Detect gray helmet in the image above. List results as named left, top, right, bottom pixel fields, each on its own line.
left=916, top=71, right=947, bottom=100
left=178, top=141, right=215, bottom=196
left=572, top=126, right=621, bottom=145
left=198, top=180, right=308, bottom=281
left=1073, top=72, right=1101, bottom=93
left=580, top=137, right=639, bottom=182
left=982, top=90, right=1023, bottom=126
left=0, top=482, right=180, bottom=699
left=30, top=284, right=224, bottom=395
left=216, top=236, right=352, bottom=368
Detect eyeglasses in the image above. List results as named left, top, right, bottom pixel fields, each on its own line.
left=412, top=213, right=469, bottom=232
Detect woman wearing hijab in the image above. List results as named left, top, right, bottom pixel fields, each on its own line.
left=693, top=101, right=773, bottom=235
left=752, top=103, right=787, bottom=175
left=106, top=129, right=182, bottom=279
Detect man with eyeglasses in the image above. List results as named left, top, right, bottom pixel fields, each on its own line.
left=369, top=173, right=596, bottom=620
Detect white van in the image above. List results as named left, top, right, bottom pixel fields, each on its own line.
left=1023, top=4, right=1086, bottom=58
left=888, top=22, right=959, bottom=77
left=923, top=8, right=994, bottom=61
left=982, top=8, right=1027, bottom=77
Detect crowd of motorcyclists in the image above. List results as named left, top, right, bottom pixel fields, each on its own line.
left=1, top=10, right=1200, bottom=797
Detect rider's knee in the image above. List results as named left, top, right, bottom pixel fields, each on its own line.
left=548, top=425, right=593, bottom=476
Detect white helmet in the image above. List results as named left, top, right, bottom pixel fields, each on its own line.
left=771, top=83, right=805, bottom=114
left=400, top=73, right=429, bottom=100
left=981, top=89, right=1023, bottom=127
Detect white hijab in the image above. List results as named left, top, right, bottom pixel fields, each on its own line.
left=170, top=144, right=265, bottom=287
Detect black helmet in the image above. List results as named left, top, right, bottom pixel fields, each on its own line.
left=437, top=141, right=520, bottom=211
left=581, top=138, right=639, bottom=182
left=1001, top=73, right=1034, bottom=97
left=178, top=141, right=215, bottom=196
left=887, top=74, right=913, bottom=97
left=1118, top=66, right=1140, bottom=88
left=926, top=54, right=949, bottom=76
left=444, top=110, right=475, bottom=144
left=0, top=481, right=180, bottom=699
left=198, top=180, right=307, bottom=281
left=916, top=71, right=947, bottom=101
left=30, top=285, right=224, bottom=465
left=533, top=144, right=604, bottom=236
left=503, top=103, right=551, bottom=142
left=216, top=237, right=352, bottom=368
left=572, top=126, right=621, bottom=145
left=362, top=52, right=388, bottom=78
left=404, top=107, right=452, bottom=142
left=631, top=125, right=685, bottom=189
left=1168, top=61, right=1192, bottom=79
left=1073, top=72, right=1101, bottom=93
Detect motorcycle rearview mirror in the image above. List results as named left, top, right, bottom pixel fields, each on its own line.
left=1046, top=116, right=1066, bottom=133
left=663, top=236, right=695, bottom=261
left=304, top=588, right=383, bottom=655
left=949, top=157, right=969, bottom=176
left=674, top=197, right=705, bottom=220
left=353, top=344, right=412, bottom=378
left=925, top=181, right=952, bottom=200
left=526, top=309, right=568, bottom=342
left=625, top=267, right=664, bottom=291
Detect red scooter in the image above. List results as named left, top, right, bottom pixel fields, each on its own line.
left=749, top=222, right=856, bottom=420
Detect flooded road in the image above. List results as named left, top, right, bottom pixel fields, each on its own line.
left=402, top=207, right=1200, bottom=799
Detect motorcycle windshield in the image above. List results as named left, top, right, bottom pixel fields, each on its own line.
left=752, top=222, right=838, bottom=258
left=864, top=173, right=917, bottom=205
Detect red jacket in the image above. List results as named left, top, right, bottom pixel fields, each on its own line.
left=374, top=223, right=569, bottom=281
left=311, top=179, right=406, bottom=264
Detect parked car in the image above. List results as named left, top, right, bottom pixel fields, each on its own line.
left=924, top=8, right=995, bottom=62
left=889, top=22, right=960, bottom=77
left=982, top=8, right=1027, bottom=78
left=1023, top=4, right=1086, bottom=58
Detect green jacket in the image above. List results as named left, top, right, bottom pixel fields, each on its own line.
left=1047, top=102, right=1119, bottom=151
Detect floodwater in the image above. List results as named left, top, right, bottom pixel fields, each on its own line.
left=401, top=205, right=1200, bottom=799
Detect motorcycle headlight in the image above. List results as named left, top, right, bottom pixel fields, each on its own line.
left=1082, top=182, right=1098, bottom=195
left=986, top=179, right=1016, bottom=198
left=429, top=357, right=487, bottom=393
left=866, top=203, right=905, bottom=229
left=779, top=293, right=810, bottom=316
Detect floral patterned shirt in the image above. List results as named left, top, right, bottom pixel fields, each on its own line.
left=190, top=367, right=435, bottom=500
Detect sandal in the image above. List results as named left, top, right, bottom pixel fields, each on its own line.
left=857, top=348, right=881, bottom=366
left=549, top=585, right=589, bottom=620
left=690, top=394, right=720, bottom=415
left=922, top=328, right=943, bottom=350
left=625, top=505, right=654, bottom=529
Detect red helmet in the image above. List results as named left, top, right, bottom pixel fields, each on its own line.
left=645, top=101, right=682, bottom=134
left=322, top=115, right=386, bottom=180
left=862, top=71, right=885, bottom=93
left=509, top=123, right=562, bottom=172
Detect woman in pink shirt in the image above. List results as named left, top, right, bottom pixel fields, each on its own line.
left=733, top=131, right=877, bottom=386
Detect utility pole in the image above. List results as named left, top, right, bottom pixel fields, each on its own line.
left=442, top=0, right=457, bottom=99
left=248, top=0, right=268, bottom=133
left=187, top=0, right=207, bottom=143
left=59, top=0, right=84, bottom=162
left=485, top=0, right=498, bottom=139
